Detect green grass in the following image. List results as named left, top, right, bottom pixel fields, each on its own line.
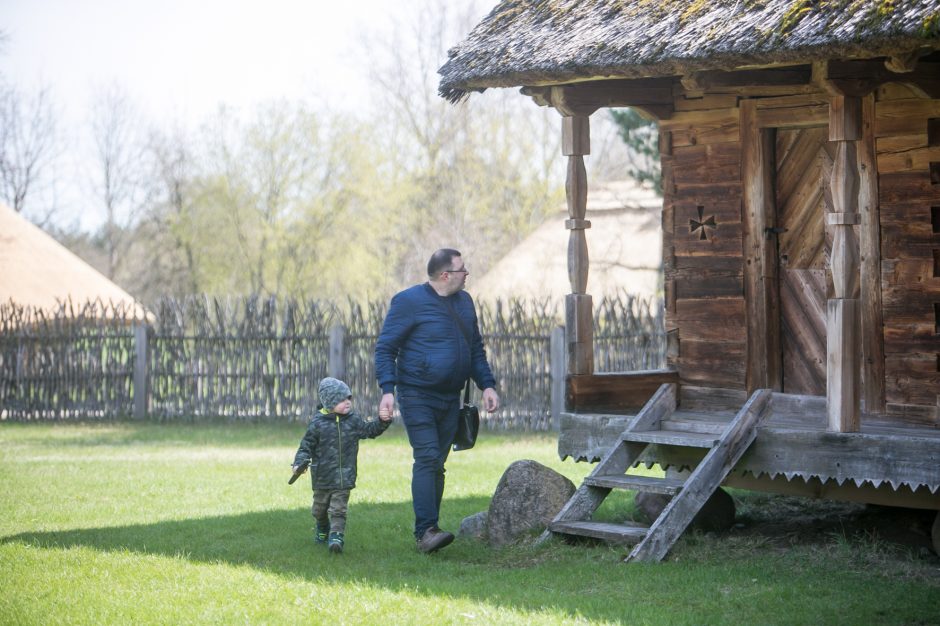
left=1, top=422, right=938, bottom=625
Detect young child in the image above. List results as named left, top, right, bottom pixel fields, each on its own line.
left=292, top=377, right=391, bottom=554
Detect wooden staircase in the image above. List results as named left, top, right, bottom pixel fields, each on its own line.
left=541, top=383, right=772, bottom=562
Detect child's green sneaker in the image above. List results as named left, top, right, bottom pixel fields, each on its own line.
left=315, top=524, right=329, bottom=545
left=328, top=531, right=344, bottom=554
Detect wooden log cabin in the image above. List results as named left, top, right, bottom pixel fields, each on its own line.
left=439, top=0, right=940, bottom=559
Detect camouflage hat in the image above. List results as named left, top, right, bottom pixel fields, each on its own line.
left=318, top=377, right=352, bottom=410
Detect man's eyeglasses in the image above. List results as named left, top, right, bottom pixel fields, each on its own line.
left=445, top=267, right=469, bottom=274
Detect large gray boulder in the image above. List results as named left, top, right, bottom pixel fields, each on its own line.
left=486, top=459, right=576, bottom=547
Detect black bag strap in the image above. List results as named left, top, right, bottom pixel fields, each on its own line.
left=445, top=297, right=474, bottom=404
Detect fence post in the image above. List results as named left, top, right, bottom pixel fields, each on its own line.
left=550, top=325, right=566, bottom=431
left=329, top=323, right=346, bottom=380
left=133, top=322, right=150, bottom=419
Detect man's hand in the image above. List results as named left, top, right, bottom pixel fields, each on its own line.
left=378, top=406, right=392, bottom=423
left=379, top=393, right=395, bottom=418
left=482, top=387, right=500, bottom=413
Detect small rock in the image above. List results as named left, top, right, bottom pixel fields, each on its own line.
left=459, top=511, right=488, bottom=540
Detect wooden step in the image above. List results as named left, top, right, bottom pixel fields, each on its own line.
left=584, top=474, right=685, bottom=495
left=660, top=418, right=727, bottom=435
left=621, top=429, right=719, bottom=448
left=549, top=520, right=649, bottom=545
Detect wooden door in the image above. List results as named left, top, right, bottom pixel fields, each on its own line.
left=774, top=127, right=833, bottom=396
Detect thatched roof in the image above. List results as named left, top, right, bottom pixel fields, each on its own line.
left=468, top=179, right=662, bottom=303
left=0, top=203, right=145, bottom=317
left=439, top=0, right=940, bottom=102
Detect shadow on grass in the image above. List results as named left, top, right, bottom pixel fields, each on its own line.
left=1, top=496, right=639, bottom=623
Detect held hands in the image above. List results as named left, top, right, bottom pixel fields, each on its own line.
left=377, top=389, right=497, bottom=415
left=482, top=387, right=500, bottom=413
left=378, top=393, right=395, bottom=422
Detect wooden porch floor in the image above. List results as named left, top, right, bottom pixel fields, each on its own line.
left=559, top=386, right=940, bottom=510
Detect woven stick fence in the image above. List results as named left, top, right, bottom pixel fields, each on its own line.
left=148, top=296, right=337, bottom=421
left=0, top=300, right=141, bottom=420
left=0, top=294, right=665, bottom=427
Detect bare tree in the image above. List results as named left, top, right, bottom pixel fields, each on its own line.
left=87, top=84, right=146, bottom=279
left=195, top=101, right=358, bottom=297
left=0, top=82, right=59, bottom=216
left=361, top=0, right=564, bottom=289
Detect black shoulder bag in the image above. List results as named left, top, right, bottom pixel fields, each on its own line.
left=453, top=379, right=480, bottom=452
left=445, top=299, right=480, bottom=451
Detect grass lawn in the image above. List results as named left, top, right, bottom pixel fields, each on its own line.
left=1, top=422, right=938, bottom=625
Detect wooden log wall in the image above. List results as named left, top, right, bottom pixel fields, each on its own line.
left=661, top=94, right=747, bottom=390
left=875, top=84, right=940, bottom=425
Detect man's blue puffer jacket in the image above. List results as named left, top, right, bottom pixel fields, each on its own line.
left=375, top=283, right=496, bottom=396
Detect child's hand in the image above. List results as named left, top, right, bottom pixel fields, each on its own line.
left=378, top=407, right=392, bottom=422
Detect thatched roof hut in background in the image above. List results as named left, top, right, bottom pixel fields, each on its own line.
left=0, top=203, right=146, bottom=318
left=440, top=0, right=940, bottom=560
left=470, top=179, right=662, bottom=303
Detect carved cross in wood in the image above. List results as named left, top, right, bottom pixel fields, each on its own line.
left=689, top=205, right=716, bottom=241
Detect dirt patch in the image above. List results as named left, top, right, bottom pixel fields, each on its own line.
left=730, top=492, right=938, bottom=556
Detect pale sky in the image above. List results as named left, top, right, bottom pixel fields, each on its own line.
left=2, top=0, right=409, bottom=123
left=0, top=0, right=488, bottom=229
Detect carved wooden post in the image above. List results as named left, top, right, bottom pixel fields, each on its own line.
left=827, top=96, right=862, bottom=432
left=562, top=115, right=593, bottom=375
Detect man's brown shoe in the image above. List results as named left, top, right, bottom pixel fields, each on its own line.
left=416, top=526, right=454, bottom=553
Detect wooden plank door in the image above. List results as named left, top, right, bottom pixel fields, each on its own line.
left=774, top=127, right=833, bottom=396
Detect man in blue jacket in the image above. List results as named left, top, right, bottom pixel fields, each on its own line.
left=375, top=248, right=499, bottom=553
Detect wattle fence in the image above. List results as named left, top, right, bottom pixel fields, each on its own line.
left=0, top=294, right=665, bottom=430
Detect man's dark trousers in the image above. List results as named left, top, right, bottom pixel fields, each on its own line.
left=397, top=385, right=460, bottom=539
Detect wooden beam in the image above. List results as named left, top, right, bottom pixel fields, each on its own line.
left=740, top=99, right=781, bottom=393
left=724, top=473, right=940, bottom=511
left=649, top=427, right=940, bottom=497
left=562, top=114, right=594, bottom=376
left=562, top=116, right=590, bottom=156
left=828, top=299, right=861, bottom=432
left=566, top=370, right=680, bottom=413
left=566, top=294, right=594, bottom=375
left=858, top=94, right=886, bottom=415
left=830, top=144, right=861, bottom=299
left=523, top=77, right=676, bottom=119
left=817, top=59, right=940, bottom=98
left=827, top=95, right=863, bottom=433
left=829, top=95, right=862, bottom=142
left=685, top=66, right=814, bottom=95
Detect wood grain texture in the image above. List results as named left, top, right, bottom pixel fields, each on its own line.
left=741, top=100, right=780, bottom=393
left=780, top=269, right=827, bottom=395
left=827, top=298, right=861, bottom=432
left=565, top=371, right=679, bottom=414
left=627, top=388, right=772, bottom=562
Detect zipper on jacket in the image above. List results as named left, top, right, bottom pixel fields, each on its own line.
left=336, top=414, right=344, bottom=489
